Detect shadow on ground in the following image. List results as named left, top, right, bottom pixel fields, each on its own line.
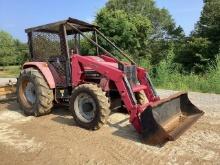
left=51, top=105, right=75, bottom=126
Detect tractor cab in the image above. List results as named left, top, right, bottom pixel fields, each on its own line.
left=25, top=17, right=136, bottom=87
left=25, top=18, right=99, bottom=87
left=25, top=17, right=140, bottom=102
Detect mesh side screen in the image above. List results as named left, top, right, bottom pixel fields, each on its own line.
left=31, top=31, right=67, bottom=86
left=32, top=32, right=61, bottom=61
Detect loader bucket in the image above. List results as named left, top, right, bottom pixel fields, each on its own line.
left=140, top=92, right=204, bottom=146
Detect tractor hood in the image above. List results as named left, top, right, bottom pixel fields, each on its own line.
left=86, top=56, right=119, bottom=68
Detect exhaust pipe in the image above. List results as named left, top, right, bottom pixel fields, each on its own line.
left=140, top=92, right=204, bottom=146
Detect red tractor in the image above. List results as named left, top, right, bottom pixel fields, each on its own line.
left=17, top=18, right=204, bottom=145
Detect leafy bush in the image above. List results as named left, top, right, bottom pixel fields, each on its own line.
left=174, top=37, right=215, bottom=73
left=0, top=31, right=28, bottom=66
left=146, top=58, right=220, bottom=94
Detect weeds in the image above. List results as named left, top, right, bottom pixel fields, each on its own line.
left=142, top=58, right=220, bottom=94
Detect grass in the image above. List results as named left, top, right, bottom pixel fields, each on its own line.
left=149, top=61, right=220, bottom=94
left=0, top=61, right=219, bottom=94
left=0, top=66, right=20, bottom=78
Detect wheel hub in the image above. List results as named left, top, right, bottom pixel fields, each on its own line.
left=74, top=93, right=96, bottom=123
left=82, top=103, right=94, bottom=113
left=24, top=82, right=36, bottom=104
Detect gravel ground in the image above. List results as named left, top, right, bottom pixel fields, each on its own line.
left=0, top=89, right=219, bottom=165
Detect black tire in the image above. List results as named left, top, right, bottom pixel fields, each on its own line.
left=70, top=84, right=110, bottom=130
left=17, top=67, right=54, bottom=116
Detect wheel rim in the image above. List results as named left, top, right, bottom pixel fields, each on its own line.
left=19, top=79, right=36, bottom=109
left=74, top=93, right=96, bottom=123
left=24, top=82, right=36, bottom=104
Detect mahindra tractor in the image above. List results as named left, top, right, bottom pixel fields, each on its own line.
left=17, top=18, right=204, bottom=145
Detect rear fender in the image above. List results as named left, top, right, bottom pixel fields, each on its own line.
left=23, top=62, right=55, bottom=89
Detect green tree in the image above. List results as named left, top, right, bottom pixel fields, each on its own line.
left=0, top=31, right=16, bottom=66
left=175, top=0, right=220, bottom=73
left=96, top=9, right=152, bottom=63
left=174, top=37, right=212, bottom=73
left=0, top=30, right=28, bottom=66
left=193, top=0, right=220, bottom=62
left=104, top=0, right=184, bottom=40
left=14, top=39, right=28, bottom=65
left=95, top=0, right=184, bottom=65
left=194, top=0, right=220, bottom=42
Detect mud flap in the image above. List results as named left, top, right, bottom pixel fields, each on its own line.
left=140, top=92, right=204, bottom=146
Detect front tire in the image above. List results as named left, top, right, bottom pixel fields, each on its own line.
left=70, top=84, right=110, bottom=130
left=17, top=67, right=54, bottom=116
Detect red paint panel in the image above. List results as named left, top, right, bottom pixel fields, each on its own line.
left=137, top=67, right=157, bottom=102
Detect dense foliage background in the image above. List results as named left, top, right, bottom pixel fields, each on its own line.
left=95, top=0, right=219, bottom=73
left=94, top=0, right=220, bottom=93
left=0, top=0, right=219, bottom=93
left=0, top=31, right=28, bottom=66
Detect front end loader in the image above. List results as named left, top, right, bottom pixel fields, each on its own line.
left=17, top=17, right=204, bottom=145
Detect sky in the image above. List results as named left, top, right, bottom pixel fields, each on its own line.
left=0, top=0, right=204, bottom=42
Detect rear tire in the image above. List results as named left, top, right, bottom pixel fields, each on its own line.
left=17, top=67, right=54, bottom=116
left=70, top=84, right=110, bottom=130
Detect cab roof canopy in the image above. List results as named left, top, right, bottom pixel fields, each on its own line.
left=25, top=17, right=99, bottom=34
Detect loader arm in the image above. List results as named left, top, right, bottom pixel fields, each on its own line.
left=71, top=54, right=204, bottom=146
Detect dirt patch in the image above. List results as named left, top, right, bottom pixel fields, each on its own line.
left=0, top=123, right=43, bottom=153
left=0, top=101, right=41, bottom=154
left=0, top=90, right=219, bottom=165
left=0, top=110, right=34, bottom=123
